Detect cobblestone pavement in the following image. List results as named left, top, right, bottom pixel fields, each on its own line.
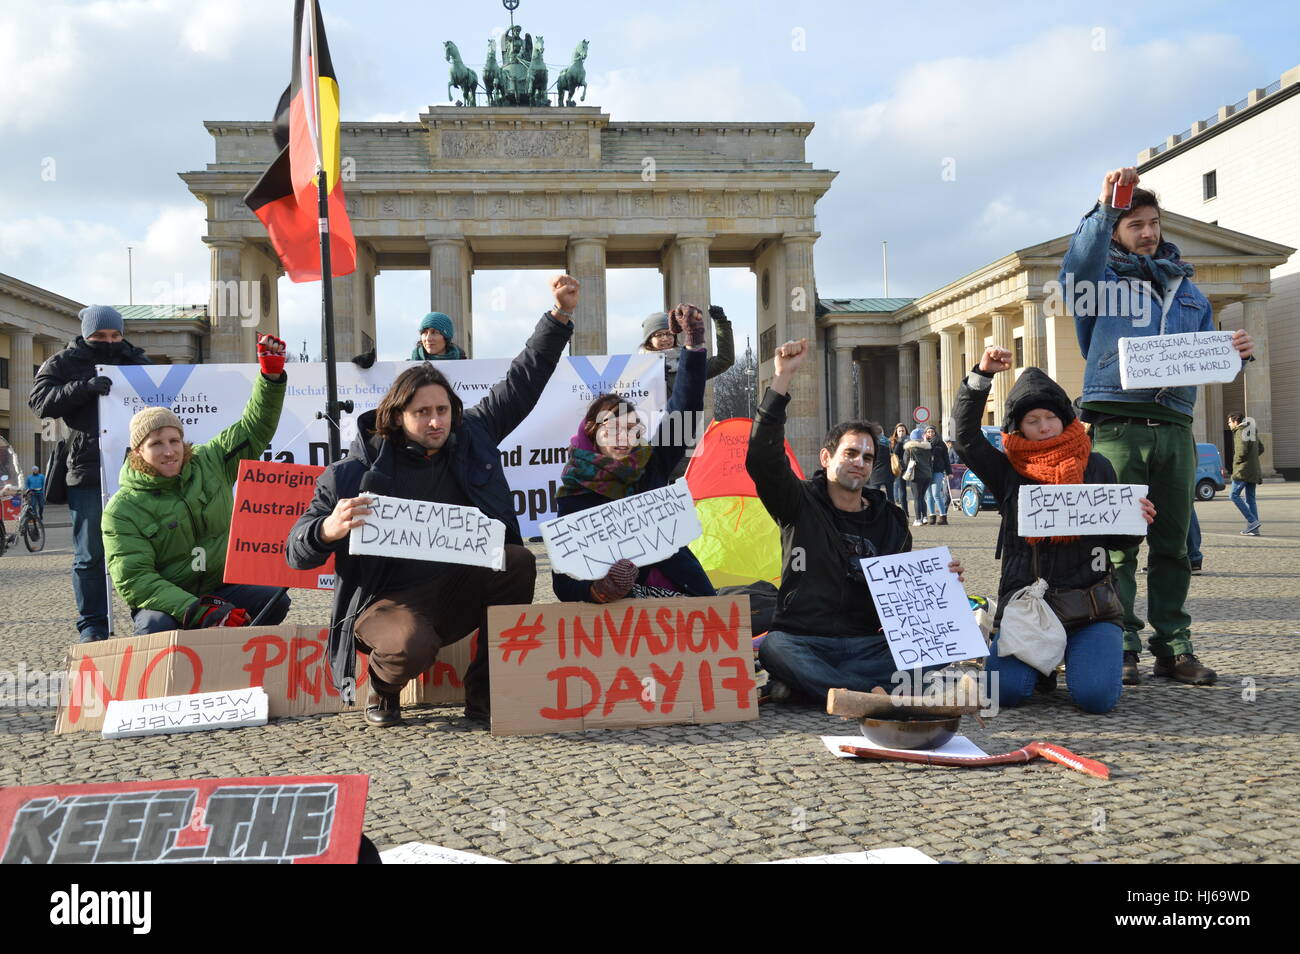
left=3, top=486, right=1297, bottom=863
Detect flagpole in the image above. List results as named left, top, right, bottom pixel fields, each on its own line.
left=307, top=0, right=344, bottom=463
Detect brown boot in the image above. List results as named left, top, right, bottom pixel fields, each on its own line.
left=928, top=514, right=937, bottom=525
left=1153, top=654, right=1217, bottom=686
left=1122, top=650, right=1141, bottom=686
left=365, top=686, right=403, bottom=727
left=937, top=515, right=948, bottom=525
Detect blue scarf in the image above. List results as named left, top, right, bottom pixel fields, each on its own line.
left=1107, top=240, right=1195, bottom=298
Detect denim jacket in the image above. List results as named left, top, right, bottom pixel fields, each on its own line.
left=1059, top=203, right=1215, bottom=417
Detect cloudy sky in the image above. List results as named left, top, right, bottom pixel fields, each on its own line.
left=2, top=0, right=1297, bottom=360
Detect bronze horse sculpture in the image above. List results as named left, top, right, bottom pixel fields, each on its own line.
left=444, top=40, right=478, bottom=106
left=556, top=39, right=589, bottom=107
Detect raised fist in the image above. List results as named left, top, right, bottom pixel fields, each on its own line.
left=257, top=333, right=287, bottom=377
left=591, top=558, right=638, bottom=603
left=669, top=303, right=705, bottom=350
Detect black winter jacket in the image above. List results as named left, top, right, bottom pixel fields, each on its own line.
left=952, top=369, right=1143, bottom=626
left=29, top=337, right=151, bottom=488
left=746, top=389, right=911, bottom=638
left=286, top=312, right=574, bottom=700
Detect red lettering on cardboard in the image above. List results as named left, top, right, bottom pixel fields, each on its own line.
left=540, top=666, right=601, bottom=720
left=139, top=646, right=203, bottom=697
left=697, top=659, right=716, bottom=712
left=717, top=656, right=757, bottom=708
left=602, top=666, right=653, bottom=717
left=649, top=661, right=684, bottom=713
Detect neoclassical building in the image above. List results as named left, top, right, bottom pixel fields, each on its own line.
left=818, top=213, right=1293, bottom=473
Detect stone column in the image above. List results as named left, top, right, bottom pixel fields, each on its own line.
left=834, top=341, right=856, bottom=424
left=782, top=233, right=821, bottom=468
left=856, top=356, right=870, bottom=422
left=8, top=330, right=38, bottom=467
left=991, top=309, right=1014, bottom=412
left=1021, top=298, right=1045, bottom=369
left=429, top=237, right=470, bottom=350
left=917, top=335, right=939, bottom=431
left=939, top=327, right=960, bottom=439
left=567, top=235, right=608, bottom=355
left=898, top=343, right=918, bottom=425
left=962, top=318, right=982, bottom=371
left=205, top=239, right=248, bottom=363
left=1241, top=295, right=1278, bottom=477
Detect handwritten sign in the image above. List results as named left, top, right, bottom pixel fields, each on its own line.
left=1119, top=331, right=1241, bottom=390
left=102, top=687, right=268, bottom=738
left=540, top=479, right=702, bottom=580
left=1017, top=484, right=1148, bottom=536
left=380, top=843, right=507, bottom=864
left=0, top=775, right=368, bottom=864
left=225, top=459, right=333, bottom=590
left=487, top=595, right=756, bottom=736
left=350, top=493, right=506, bottom=570
left=861, top=546, right=987, bottom=670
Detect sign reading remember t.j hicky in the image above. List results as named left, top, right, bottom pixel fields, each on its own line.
left=349, top=493, right=506, bottom=570
left=540, top=479, right=702, bottom=580
left=1017, top=484, right=1149, bottom=537
left=861, top=546, right=987, bottom=670
left=1119, top=331, right=1241, bottom=390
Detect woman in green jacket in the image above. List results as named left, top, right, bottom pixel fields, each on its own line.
left=102, top=335, right=291, bottom=635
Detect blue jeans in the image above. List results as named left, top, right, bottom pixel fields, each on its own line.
left=758, top=630, right=945, bottom=700
left=925, top=473, right=948, bottom=516
left=1187, top=508, right=1202, bottom=563
left=131, top=583, right=291, bottom=636
left=892, top=476, right=908, bottom=510
left=67, top=485, right=109, bottom=643
left=985, top=620, right=1122, bottom=714
left=1230, top=480, right=1259, bottom=527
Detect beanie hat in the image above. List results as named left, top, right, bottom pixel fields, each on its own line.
left=80, top=305, right=125, bottom=339
left=1002, top=367, right=1075, bottom=433
left=641, top=312, right=671, bottom=347
left=129, top=407, right=185, bottom=450
left=419, top=312, right=455, bottom=340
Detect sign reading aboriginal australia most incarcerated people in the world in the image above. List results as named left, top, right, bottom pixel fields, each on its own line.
left=348, top=493, right=507, bottom=570
left=226, top=459, right=335, bottom=590
left=487, top=596, right=756, bottom=736
left=1017, top=484, right=1149, bottom=537
left=540, top=479, right=702, bottom=580
left=1119, top=331, right=1242, bottom=390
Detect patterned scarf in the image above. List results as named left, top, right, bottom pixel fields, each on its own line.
left=1107, top=239, right=1195, bottom=298
left=1001, top=419, right=1092, bottom=544
left=558, top=444, right=653, bottom=499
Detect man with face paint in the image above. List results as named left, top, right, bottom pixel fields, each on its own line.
left=29, top=305, right=151, bottom=643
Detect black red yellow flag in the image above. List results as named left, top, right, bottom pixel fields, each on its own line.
left=244, top=0, right=356, bottom=282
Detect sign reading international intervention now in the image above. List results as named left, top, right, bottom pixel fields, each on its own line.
left=349, top=493, right=506, bottom=570
left=540, top=479, right=701, bottom=580
left=1119, top=331, right=1241, bottom=390
left=861, top=546, right=987, bottom=670
left=1017, top=484, right=1149, bottom=536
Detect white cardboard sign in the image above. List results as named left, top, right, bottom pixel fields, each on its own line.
left=1119, top=331, right=1241, bottom=390
left=349, top=493, right=507, bottom=570
left=1017, top=484, right=1148, bottom=537
left=540, top=478, right=702, bottom=581
left=861, top=546, right=987, bottom=670
left=379, top=843, right=508, bottom=864
left=102, top=687, right=268, bottom=738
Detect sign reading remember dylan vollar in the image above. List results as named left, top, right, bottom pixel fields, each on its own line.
left=350, top=493, right=506, bottom=570
left=1119, top=330, right=1241, bottom=390
left=862, top=546, right=987, bottom=670
left=541, top=479, right=702, bottom=580
left=487, top=596, right=756, bottom=736
left=1018, top=484, right=1149, bottom=537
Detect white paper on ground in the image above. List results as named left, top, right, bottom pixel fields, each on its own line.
left=102, top=688, right=268, bottom=738
left=767, top=847, right=938, bottom=864
left=822, top=734, right=988, bottom=760
left=379, top=842, right=508, bottom=864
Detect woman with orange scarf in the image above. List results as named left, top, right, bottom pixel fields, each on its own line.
left=953, top=346, right=1154, bottom=713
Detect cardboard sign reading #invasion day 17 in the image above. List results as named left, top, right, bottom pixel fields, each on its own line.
left=1119, top=330, right=1241, bottom=390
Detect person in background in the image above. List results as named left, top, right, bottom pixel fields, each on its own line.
left=902, top=429, right=933, bottom=528
left=26, top=466, right=45, bottom=517
left=638, top=304, right=734, bottom=391
left=889, top=423, right=909, bottom=511
left=924, top=424, right=952, bottom=525
left=410, top=312, right=466, bottom=361
left=1228, top=412, right=1263, bottom=536
left=29, top=305, right=151, bottom=643
left=866, top=425, right=893, bottom=500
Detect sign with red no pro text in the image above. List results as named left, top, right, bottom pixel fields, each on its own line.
left=487, top=595, right=756, bottom=736
left=225, top=459, right=334, bottom=589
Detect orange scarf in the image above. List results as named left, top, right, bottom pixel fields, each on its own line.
left=1001, top=419, right=1091, bottom=544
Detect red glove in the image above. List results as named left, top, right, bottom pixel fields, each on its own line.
left=590, top=559, right=638, bottom=603
left=257, top=333, right=286, bottom=377
left=183, top=596, right=240, bottom=629
left=669, top=304, right=706, bottom=350
left=222, top=607, right=250, bottom=627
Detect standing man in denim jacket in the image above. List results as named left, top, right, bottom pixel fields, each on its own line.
left=1060, top=167, right=1255, bottom=687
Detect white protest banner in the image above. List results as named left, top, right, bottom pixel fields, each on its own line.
left=1119, top=331, right=1241, bottom=390
left=1017, top=484, right=1148, bottom=537
left=540, top=478, right=702, bottom=580
left=95, top=352, right=666, bottom=538
left=102, top=687, right=268, bottom=739
left=349, top=493, right=506, bottom=570
left=861, top=546, right=987, bottom=670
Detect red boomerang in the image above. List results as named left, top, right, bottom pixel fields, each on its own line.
left=838, top=740, right=1110, bottom=779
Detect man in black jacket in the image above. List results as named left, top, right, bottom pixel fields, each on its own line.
left=29, top=305, right=151, bottom=643
left=287, top=275, right=578, bottom=727
left=745, top=338, right=964, bottom=702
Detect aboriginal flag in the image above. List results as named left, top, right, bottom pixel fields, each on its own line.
left=244, top=0, right=355, bottom=282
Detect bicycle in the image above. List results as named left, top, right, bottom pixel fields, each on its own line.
left=1, top=488, right=45, bottom=555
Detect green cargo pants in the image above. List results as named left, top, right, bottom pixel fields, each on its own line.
left=1090, top=418, right=1196, bottom=658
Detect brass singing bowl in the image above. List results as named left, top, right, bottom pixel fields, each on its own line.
left=857, top=714, right=960, bottom=750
